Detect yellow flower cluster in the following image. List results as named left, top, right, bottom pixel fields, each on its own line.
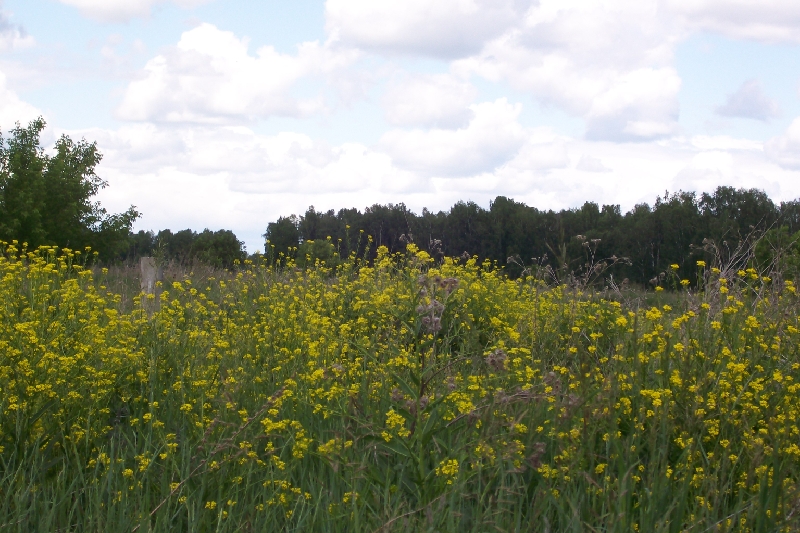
left=2, top=242, right=800, bottom=530
left=435, top=459, right=460, bottom=484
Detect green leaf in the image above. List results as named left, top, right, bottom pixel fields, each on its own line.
left=419, top=406, right=443, bottom=446
left=381, top=437, right=411, bottom=458
left=432, top=435, right=449, bottom=454
left=391, top=372, right=418, bottom=400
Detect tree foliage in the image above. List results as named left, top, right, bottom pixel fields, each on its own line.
left=123, top=228, right=246, bottom=269
left=0, top=118, right=139, bottom=258
left=264, top=187, right=796, bottom=285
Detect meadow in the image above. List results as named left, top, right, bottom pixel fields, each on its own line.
left=1, top=241, right=800, bottom=532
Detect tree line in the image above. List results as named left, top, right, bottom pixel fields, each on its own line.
left=266, top=188, right=800, bottom=285
left=124, top=229, right=246, bottom=269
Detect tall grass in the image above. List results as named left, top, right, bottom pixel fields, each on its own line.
left=1, top=243, right=800, bottom=532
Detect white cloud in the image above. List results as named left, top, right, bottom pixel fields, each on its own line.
left=766, top=117, right=800, bottom=170
left=80, top=123, right=190, bottom=172
left=229, top=140, right=427, bottom=196
left=671, top=150, right=734, bottom=193
left=665, top=0, right=800, bottom=43
left=689, top=135, right=763, bottom=152
left=454, top=133, right=791, bottom=212
left=576, top=155, right=611, bottom=173
left=0, top=6, right=34, bottom=51
left=56, top=0, right=209, bottom=23
left=324, top=0, right=799, bottom=143
left=86, top=123, right=430, bottom=251
left=382, top=73, right=477, bottom=128
left=585, top=67, right=681, bottom=140
left=325, top=0, right=530, bottom=58
left=88, top=123, right=426, bottom=198
left=0, top=71, right=42, bottom=130
left=452, top=0, right=682, bottom=141
left=715, top=79, right=780, bottom=121
left=379, top=99, right=527, bottom=176
left=670, top=146, right=782, bottom=198
left=117, top=24, right=358, bottom=124
left=507, top=132, right=571, bottom=174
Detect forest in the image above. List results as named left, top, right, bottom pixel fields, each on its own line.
left=264, top=188, right=800, bottom=286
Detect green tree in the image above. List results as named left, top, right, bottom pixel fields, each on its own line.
left=700, top=186, right=777, bottom=241
left=264, top=215, right=300, bottom=263
left=0, top=118, right=139, bottom=257
left=754, top=226, right=800, bottom=279
left=193, top=229, right=246, bottom=268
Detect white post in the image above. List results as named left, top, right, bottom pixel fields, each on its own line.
left=140, top=257, right=158, bottom=294
left=140, top=257, right=163, bottom=313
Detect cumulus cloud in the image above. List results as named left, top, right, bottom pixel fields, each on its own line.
left=379, top=99, right=527, bottom=176
left=665, top=0, right=800, bottom=43
left=576, top=155, right=611, bottom=173
left=671, top=150, right=734, bottom=193
left=382, top=73, right=477, bottom=128
left=56, top=0, right=210, bottom=23
left=766, top=117, right=800, bottom=170
left=0, top=5, right=34, bottom=51
left=324, top=0, right=800, bottom=142
left=325, top=0, right=530, bottom=58
left=689, top=135, right=763, bottom=152
left=716, top=79, right=780, bottom=121
left=116, top=24, right=358, bottom=124
left=670, top=146, right=781, bottom=198
left=0, top=71, right=43, bottom=130
left=87, top=124, right=426, bottom=197
left=507, top=132, right=571, bottom=174
left=86, top=123, right=432, bottom=250
left=585, top=67, right=681, bottom=141
left=229, top=140, right=427, bottom=196
left=452, top=0, right=682, bottom=141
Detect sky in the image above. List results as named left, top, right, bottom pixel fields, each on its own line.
left=2, top=1, right=800, bottom=253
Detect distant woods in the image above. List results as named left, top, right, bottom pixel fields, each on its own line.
left=124, top=229, right=246, bottom=270
left=266, top=188, right=800, bottom=285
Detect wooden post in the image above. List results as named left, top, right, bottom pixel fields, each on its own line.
left=140, top=257, right=163, bottom=314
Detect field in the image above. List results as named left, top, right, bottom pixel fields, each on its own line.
left=2, top=243, right=800, bottom=532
